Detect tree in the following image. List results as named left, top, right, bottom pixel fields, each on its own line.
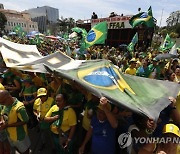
left=160, top=29, right=168, bottom=38
left=0, top=12, right=7, bottom=33
left=57, top=16, right=75, bottom=33
left=169, top=32, right=178, bottom=38
left=175, top=23, right=180, bottom=37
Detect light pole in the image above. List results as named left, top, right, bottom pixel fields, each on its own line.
left=159, top=9, right=164, bottom=27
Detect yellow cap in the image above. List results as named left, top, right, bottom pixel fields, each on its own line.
left=163, top=124, right=180, bottom=137
left=129, top=58, right=137, bottom=63
left=37, top=88, right=47, bottom=97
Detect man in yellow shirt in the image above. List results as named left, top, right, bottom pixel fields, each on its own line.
left=125, top=58, right=137, bottom=75
left=33, top=88, right=54, bottom=151
left=0, top=90, right=30, bottom=154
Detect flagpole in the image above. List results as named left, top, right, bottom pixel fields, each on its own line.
left=159, top=9, right=164, bottom=27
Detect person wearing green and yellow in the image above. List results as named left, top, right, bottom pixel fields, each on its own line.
left=33, top=88, right=54, bottom=151
left=44, top=94, right=77, bottom=154
left=0, top=90, right=30, bottom=154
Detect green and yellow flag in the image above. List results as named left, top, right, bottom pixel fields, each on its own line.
left=160, top=34, right=175, bottom=52
left=129, top=6, right=155, bottom=28
left=85, top=21, right=108, bottom=48
left=127, top=32, right=138, bottom=52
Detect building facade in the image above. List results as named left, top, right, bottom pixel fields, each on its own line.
left=166, top=10, right=180, bottom=26
left=0, top=6, right=38, bottom=34
left=24, top=6, right=59, bottom=33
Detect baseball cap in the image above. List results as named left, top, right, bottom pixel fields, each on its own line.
left=129, top=58, right=137, bottom=63
left=37, top=88, right=47, bottom=97
left=163, top=123, right=180, bottom=137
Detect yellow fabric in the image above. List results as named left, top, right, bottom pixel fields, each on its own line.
left=82, top=107, right=91, bottom=131
left=177, top=145, right=180, bottom=154
left=33, top=97, right=54, bottom=119
left=45, top=105, right=77, bottom=134
left=175, top=75, right=180, bottom=83
left=0, top=83, right=5, bottom=90
left=6, top=101, right=28, bottom=141
left=176, top=91, right=180, bottom=113
left=32, top=76, right=44, bottom=87
left=125, top=67, right=136, bottom=75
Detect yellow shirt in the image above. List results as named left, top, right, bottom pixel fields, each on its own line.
left=0, top=83, right=5, bottom=90
left=82, top=107, right=91, bottom=131
left=45, top=105, right=77, bottom=134
left=33, top=97, right=54, bottom=119
left=125, top=67, right=136, bottom=75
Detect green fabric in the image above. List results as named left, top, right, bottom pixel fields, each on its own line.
left=13, top=25, right=26, bottom=38
left=129, top=6, right=155, bottom=28
left=46, top=59, right=179, bottom=120
left=52, top=133, right=74, bottom=154
left=81, top=22, right=107, bottom=50
left=127, top=32, right=138, bottom=52
left=16, top=107, right=29, bottom=141
left=160, top=34, right=175, bottom=52
left=51, top=109, right=64, bottom=129
left=148, top=64, right=161, bottom=79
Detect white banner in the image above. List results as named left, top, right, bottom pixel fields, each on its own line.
left=0, top=38, right=42, bottom=67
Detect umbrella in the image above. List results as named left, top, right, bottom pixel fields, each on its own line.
left=119, top=44, right=127, bottom=48
left=26, top=31, right=39, bottom=37
left=35, top=33, right=44, bottom=37
left=46, top=35, right=58, bottom=40
left=8, top=32, right=17, bottom=35
left=155, top=53, right=179, bottom=60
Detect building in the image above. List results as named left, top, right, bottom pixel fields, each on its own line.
left=77, top=15, right=154, bottom=48
left=0, top=4, right=38, bottom=34
left=166, top=10, right=180, bottom=26
left=24, top=6, right=59, bottom=33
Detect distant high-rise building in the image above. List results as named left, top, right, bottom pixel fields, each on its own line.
left=0, top=3, right=4, bottom=9
left=24, top=6, right=59, bottom=33
left=166, top=10, right=180, bottom=26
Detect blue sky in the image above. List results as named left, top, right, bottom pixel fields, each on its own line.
left=1, top=0, right=180, bottom=26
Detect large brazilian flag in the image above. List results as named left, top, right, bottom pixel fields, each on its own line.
left=0, top=38, right=179, bottom=121
left=44, top=58, right=179, bottom=121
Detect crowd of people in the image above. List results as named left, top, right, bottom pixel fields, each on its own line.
left=0, top=34, right=179, bottom=154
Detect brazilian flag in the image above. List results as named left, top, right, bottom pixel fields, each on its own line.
left=160, top=34, right=175, bottom=52
left=85, top=21, right=108, bottom=48
left=127, top=32, right=138, bottom=52
left=129, top=6, right=155, bottom=28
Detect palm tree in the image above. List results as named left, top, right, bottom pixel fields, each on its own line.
left=57, top=16, right=75, bottom=33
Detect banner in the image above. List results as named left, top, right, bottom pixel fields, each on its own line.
left=44, top=59, right=179, bottom=120
left=0, top=38, right=179, bottom=120
left=0, top=38, right=42, bottom=67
